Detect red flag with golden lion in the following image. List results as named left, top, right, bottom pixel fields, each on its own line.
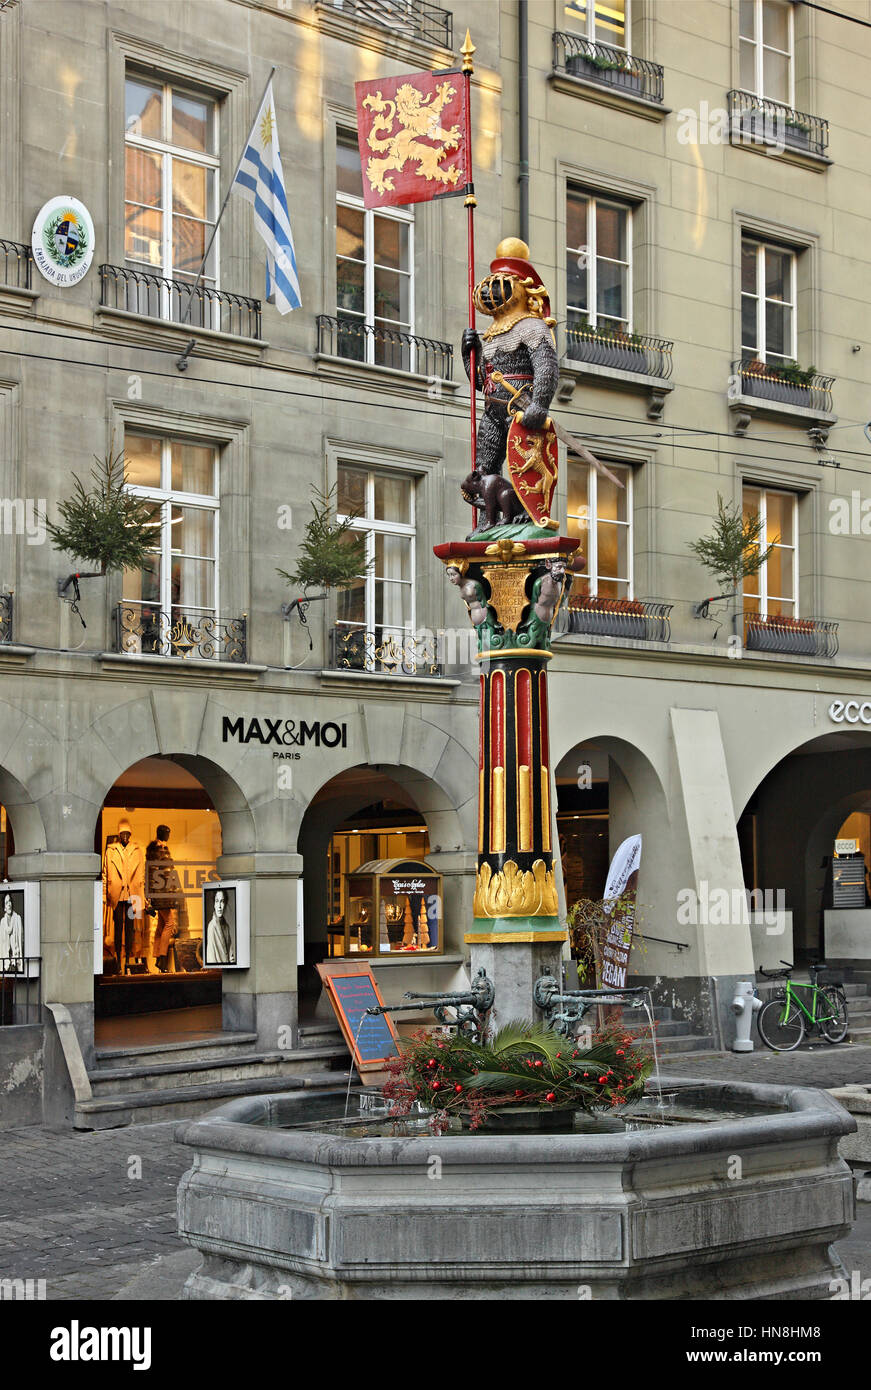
left=354, top=70, right=469, bottom=211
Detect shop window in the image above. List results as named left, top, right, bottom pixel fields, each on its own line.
left=124, top=71, right=219, bottom=298
left=739, top=0, right=793, bottom=106
left=566, top=188, right=632, bottom=337
left=741, top=238, right=797, bottom=369
left=566, top=458, right=632, bottom=598
left=335, top=461, right=416, bottom=651
left=336, top=130, right=415, bottom=369
left=122, top=432, right=219, bottom=650
left=742, top=485, right=797, bottom=619
left=0, top=804, right=11, bottom=882
left=565, top=0, right=629, bottom=49
left=325, top=810, right=439, bottom=958
left=96, top=759, right=223, bottom=1004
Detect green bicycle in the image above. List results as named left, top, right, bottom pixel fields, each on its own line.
left=756, top=960, right=849, bottom=1052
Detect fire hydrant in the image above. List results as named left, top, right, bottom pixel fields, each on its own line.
left=732, top=980, right=762, bottom=1052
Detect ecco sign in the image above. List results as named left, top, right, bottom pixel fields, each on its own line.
left=222, top=716, right=348, bottom=747
left=828, top=700, right=871, bottom=725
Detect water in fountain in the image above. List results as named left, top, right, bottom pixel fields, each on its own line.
left=342, top=1013, right=372, bottom=1120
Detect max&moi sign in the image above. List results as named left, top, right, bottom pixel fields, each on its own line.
left=222, top=716, right=348, bottom=748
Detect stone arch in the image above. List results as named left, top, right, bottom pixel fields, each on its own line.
left=0, top=762, right=47, bottom=859
left=739, top=730, right=871, bottom=959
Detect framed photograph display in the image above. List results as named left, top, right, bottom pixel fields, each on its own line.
left=202, top=880, right=250, bottom=969
left=0, top=881, right=40, bottom=978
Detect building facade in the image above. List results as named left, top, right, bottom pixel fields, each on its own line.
left=0, top=0, right=870, bottom=1126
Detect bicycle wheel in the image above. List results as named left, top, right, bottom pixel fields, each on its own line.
left=757, top=995, right=805, bottom=1051
left=819, top=988, right=849, bottom=1044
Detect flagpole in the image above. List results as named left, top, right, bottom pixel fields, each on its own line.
left=462, top=30, right=477, bottom=473
left=176, top=65, right=277, bottom=365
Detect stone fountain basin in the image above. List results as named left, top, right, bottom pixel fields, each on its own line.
left=175, top=1078, right=856, bottom=1301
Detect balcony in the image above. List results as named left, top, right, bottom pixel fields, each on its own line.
left=317, top=314, right=454, bottom=382
left=566, top=324, right=672, bottom=379
left=552, top=32, right=664, bottom=108
left=99, top=265, right=261, bottom=340
left=0, top=593, right=12, bottom=643
left=729, top=358, right=835, bottom=440
left=329, top=625, right=442, bottom=677
left=0, top=239, right=31, bottom=290
left=113, top=604, right=248, bottom=663
left=315, top=0, right=452, bottom=48
left=562, top=596, right=673, bottom=643
left=560, top=323, right=674, bottom=420
left=744, top=614, right=839, bottom=659
left=727, top=91, right=829, bottom=162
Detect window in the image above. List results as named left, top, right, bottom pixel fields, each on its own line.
left=122, top=434, right=219, bottom=647
left=124, top=73, right=218, bottom=313
left=565, top=0, right=629, bottom=48
left=741, top=238, right=796, bottom=367
left=566, top=459, right=632, bottom=597
left=739, top=0, right=793, bottom=105
left=742, top=486, right=797, bottom=618
left=566, top=190, right=632, bottom=334
left=336, top=132, right=415, bottom=369
left=335, top=463, right=415, bottom=646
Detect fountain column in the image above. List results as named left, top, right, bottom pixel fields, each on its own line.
left=435, top=536, right=578, bottom=1028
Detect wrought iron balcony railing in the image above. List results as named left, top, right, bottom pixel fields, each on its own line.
left=0, top=593, right=12, bottom=643
left=563, top=596, right=672, bottom=643
left=727, top=91, right=829, bottom=159
left=330, top=624, right=443, bottom=677
left=316, top=0, right=452, bottom=48
left=744, top=614, right=838, bottom=658
left=100, top=265, right=261, bottom=339
left=565, top=324, right=673, bottom=379
left=732, top=359, right=834, bottom=414
left=113, top=604, right=248, bottom=663
left=553, top=32, right=664, bottom=105
left=0, top=239, right=32, bottom=290
left=318, top=313, right=454, bottom=380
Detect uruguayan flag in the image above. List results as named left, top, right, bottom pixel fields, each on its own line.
left=232, top=80, right=300, bottom=313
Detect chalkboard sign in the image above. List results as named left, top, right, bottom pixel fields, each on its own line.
left=316, top=964, right=400, bottom=1071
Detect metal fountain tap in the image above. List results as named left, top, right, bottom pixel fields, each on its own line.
left=533, top=973, right=649, bottom=1038
left=366, top=967, right=495, bottom=1039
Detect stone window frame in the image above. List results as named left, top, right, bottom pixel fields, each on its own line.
left=555, top=436, right=659, bottom=600
left=556, top=161, right=658, bottom=350
left=733, top=457, right=822, bottom=622
left=109, top=400, right=251, bottom=630
left=107, top=33, right=251, bottom=301
left=732, top=211, right=820, bottom=377
left=321, top=102, right=445, bottom=371
left=323, top=437, right=442, bottom=644
left=0, top=1, right=22, bottom=243
left=730, top=0, right=819, bottom=117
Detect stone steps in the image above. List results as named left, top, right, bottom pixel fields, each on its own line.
left=87, top=1043, right=349, bottom=1097
left=74, top=1069, right=348, bottom=1130
left=94, top=1030, right=259, bottom=1069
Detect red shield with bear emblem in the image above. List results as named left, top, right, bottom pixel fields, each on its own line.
left=506, top=417, right=559, bottom=529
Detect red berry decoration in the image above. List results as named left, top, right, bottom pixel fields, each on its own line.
left=454, top=1084, right=463, bottom=1093
left=545, top=1092, right=556, bottom=1102
left=616, top=1049, right=625, bottom=1057
left=598, top=1076, right=607, bottom=1084
left=514, top=1089, right=523, bottom=1097
left=431, top=1082, right=440, bottom=1091
left=534, top=1060, right=543, bottom=1068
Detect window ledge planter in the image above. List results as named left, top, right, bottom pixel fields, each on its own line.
left=565, top=596, right=673, bottom=643
left=745, top=616, right=839, bottom=659
left=729, top=360, right=836, bottom=439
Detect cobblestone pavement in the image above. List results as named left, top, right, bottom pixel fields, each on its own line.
left=661, top=1039, right=871, bottom=1090
left=0, top=1121, right=196, bottom=1300
left=1, top=1044, right=870, bottom=1302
